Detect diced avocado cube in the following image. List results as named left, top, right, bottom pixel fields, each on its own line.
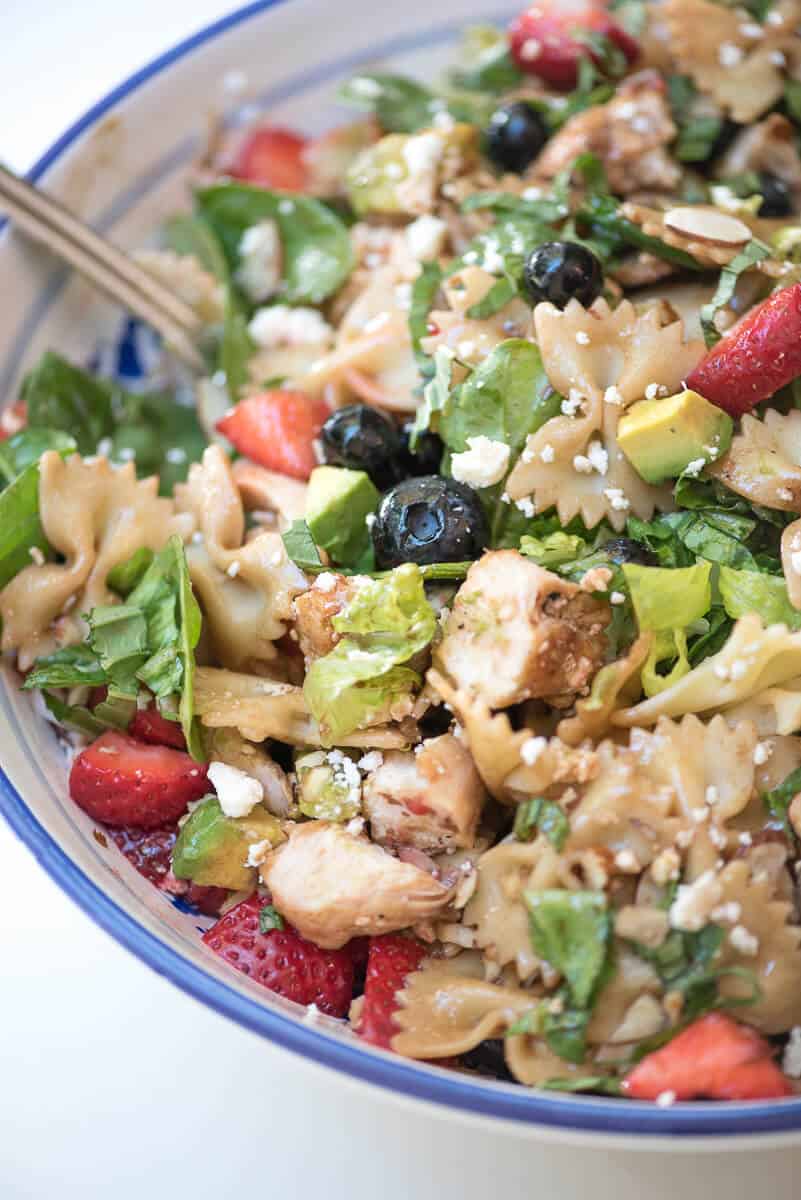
left=617, top=389, right=733, bottom=485
left=172, top=795, right=283, bottom=890
left=306, top=465, right=379, bottom=568
left=346, top=125, right=478, bottom=218
left=295, top=749, right=362, bottom=822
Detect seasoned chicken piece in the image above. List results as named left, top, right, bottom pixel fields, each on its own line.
left=260, top=822, right=453, bottom=948
left=716, top=115, right=801, bottom=209
left=535, top=71, right=680, bottom=196
left=203, top=728, right=293, bottom=818
left=292, top=573, right=362, bottom=662
left=363, top=734, right=486, bottom=854
left=434, top=551, right=610, bottom=710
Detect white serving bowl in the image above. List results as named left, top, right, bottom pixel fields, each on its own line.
left=2, top=0, right=801, bottom=1150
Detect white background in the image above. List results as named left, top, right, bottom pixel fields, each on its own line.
left=3, top=5, right=801, bottom=1198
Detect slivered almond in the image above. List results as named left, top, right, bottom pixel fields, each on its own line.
left=663, top=206, right=751, bottom=247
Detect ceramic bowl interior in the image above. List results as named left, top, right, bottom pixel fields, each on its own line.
left=2, top=0, right=800, bottom=1140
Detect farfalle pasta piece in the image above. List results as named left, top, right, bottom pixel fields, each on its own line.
left=422, top=266, right=534, bottom=366
left=709, top=411, right=801, bottom=512
left=614, top=614, right=801, bottom=727
left=663, top=0, right=801, bottom=123
left=194, top=667, right=411, bottom=749
left=0, top=452, right=192, bottom=667
left=723, top=682, right=801, bottom=736
left=504, top=1036, right=591, bottom=1088
left=176, top=446, right=306, bottom=670
left=557, top=635, right=652, bottom=746
left=782, top=519, right=801, bottom=609
left=619, top=202, right=789, bottom=277
left=506, top=298, right=702, bottom=530
left=713, top=860, right=801, bottom=1034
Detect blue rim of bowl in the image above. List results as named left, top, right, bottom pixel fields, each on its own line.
left=1, top=0, right=801, bottom=1139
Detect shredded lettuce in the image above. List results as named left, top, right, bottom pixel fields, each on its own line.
left=623, top=562, right=712, bottom=695
left=303, top=564, right=436, bottom=744
left=519, top=532, right=588, bottom=569
left=719, top=566, right=801, bottom=630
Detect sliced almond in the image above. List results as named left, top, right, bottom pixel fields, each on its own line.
left=663, top=205, right=751, bottom=247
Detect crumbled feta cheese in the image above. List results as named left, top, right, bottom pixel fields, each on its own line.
left=405, top=214, right=448, bottom=262
left=245, top=839, right=272, bottom=868
left=520, top=736, right=548, bottom=766
left=586, top=440, right=608, bottom=475
left=482, top=245, right=505, bottom=274
left=770, top=49, right=786, bottom=66
left=165, top=447, right=187, bottom=464
left=450, top=436, right=511, bottom=489
left=561, top=391, right=584, bottom=417
left=656, top=1091, right=677, bottom=1108
left=684, top=457, right=707, bottom=477
left=670, top=869, right=723, bottom=932
left=399, top=131, right=445, bottom=209
left=226, top=560, right=241, bottom=578
left=753, top=740, right=773, bottom=766
left=777, top=487, right=794, bottom=502
left=314, top=572, right=338, bottom=593
left=729, top=925, right=759, bottom=956
left=614, top=849, right=640, bottom=872
left=604, top=487, right=630, bottom=512
left=515, top=497, right=536, bottom=517
left=705, top=785, right=719, bottom=806
left=739, top=20, right=762, bottom=36
left=718, top=42, right=744, bottom=66
left=248, top=304, right=333, bottom=349
left=540, top=444, right=555, bottom=463
left=604, top=386, right=624, bottom=406
left=457, top=339, right=476, bottom=359
left=236, top=220, right=282, bottom=303
left=739, top=831, right=753, bottom=847
left=357, top=750, right=384, bottom=773
left=208, top=761, right=263, bottom=818
left=29, top=546, right=45, bottom=566
left=645, top=383, right=661, bottom=400
left=610, top=591, right=626, bottom=605
left=573, top=454, right=593, bottom=474
left=651, top=847, right=681, bottom=886
left=711, top=901, right=741, bottom=924
left=783, top=1027, right=801, bottom=1078
left=575, top=330, right=591, bottom=345
left=709, top=825, right=727, bottom=850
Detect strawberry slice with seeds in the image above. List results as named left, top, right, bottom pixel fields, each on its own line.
left=129, top=703, right=187, bottom=751
left=230, top=126, right=310, bottom=192
left=70, top=731, right=209, bottom=830
left=687, top=283, right=801, bottom=417
left=202, top=894, right=354, bottom=1017
left=217, top=390, right=330, bottom=480
left=358, top=934, right=427, bottom=1050
left=509, top=2, right=639, bottom=89
left=622, top=1013, right=793, bottom=1101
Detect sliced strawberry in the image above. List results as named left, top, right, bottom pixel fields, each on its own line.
left=623, top=1013, right=793, bottom=1101
left=202, top=894, right=354, bottom=1017
left=358, top=934, right=427, bottom=1050
left=509, top=2, right=639, bottom=89
left=129, top=703, right=187, bottom=751
left=217, top=390, right=330, bottom=480
left=687, top=283, right=801, bottom=417
left=69, top=730, right=209, bottom=830
left=109, top=824, right=177, bottom=885
left=230, top=126, right=309, bottom=192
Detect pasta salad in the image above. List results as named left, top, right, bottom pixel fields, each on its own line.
left=6, top=0, right=801, bottom=1103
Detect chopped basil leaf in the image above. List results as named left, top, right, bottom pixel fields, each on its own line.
left=525, top=889, right=612, bottom=1010
left=700, top=239, right=772, bottom=348
left=259, top=904, right=285, bottom=933
left=762, top=765, right=801, bottom=838
left=282, top=520, right=325, bottom=573
left=513, top=797, right=570, bottom=851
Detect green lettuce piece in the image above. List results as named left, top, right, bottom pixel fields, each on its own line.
left=303, top=563, right=436, bottom=744
left=519, top=532, right=588, bottom=569
left=0, top=428, right=76, bottom=485
left=196, top=184, right=354, bottom=305
left=622, top=561, right=712, bottom=696
left=524, top=889, right=612, bottom=1009
left=719, top=566, right=801, bottom=630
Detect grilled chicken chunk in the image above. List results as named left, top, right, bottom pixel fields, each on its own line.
left=363, top=734, right=486, bottom=854
left=434, top=551, right=610, bottom=710
left=260, top=821, right=453, bottom=948
left=292, top=573, right=361, bottom=662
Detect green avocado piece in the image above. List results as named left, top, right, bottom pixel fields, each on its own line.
left=305, top=465, right=379, bottom=568
left=617, top=389, right=733, bottom=485
left=346, top=124, right=478, bottom=218
left=346, top=134, right=411, bottom=218
left=172, top=795, right=283, bottom=890
left=295, top=749, right=362, bottom=822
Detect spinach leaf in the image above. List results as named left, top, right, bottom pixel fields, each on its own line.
left=762, top=765, right=801, bottom=837
left=0, top=428, right=76, bottom=485
left=700, top=239, right=772, bottom=348
left=196, top=184, right=354, bottom=305
left=525, top=889, right=612, bottom=1009
left=450, top=25, right=524, bottom=94
left=513, top=796, right=570, bottom=851
left=23, top=352, right=114, bottom=454
left=0, top=464, right=50, bottom=590
left=107, top=390, right=207, bottom=495
left=408, top=261, right=443, bottom=374
left=338, top=73, right=440, bottom=133
left=164, top=212, right=230, bottom=281
left=409, top=346, right=453, bottom=450
left=282, top=520, right=324, bottom=573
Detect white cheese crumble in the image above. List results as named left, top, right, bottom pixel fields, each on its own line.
left=405, top=214, right=448, bottom=262
left=604, top=386, right=624, bottom=406
left=357, top=750, right=384, bottom=773
left=718, top=42, right=744, bottom=66
left=604, top=487, right=631, bottom=512
left=540, top=444, right=555, bottom=463
left=711, top=901, right=741, bottom=924
left=586, top=440, right=608, bottom=475
left=561, top=391, right=584, bottom=417
left=656, top=1091, right=677, bottom=1108
left=226, top=560, right=241, bottom=578
left=575, top=330, right=591, bottom=345
left=610, top=590, right=626, bottom=605
left=450, top=436, right=511, bottom=489
left=516, top=497, right=536, bottom=517
left=783, top=1027, right=801, bottom=1079
left=208, top=761, right=264, bottom=819
left=520, top=736, right=548, bottom=766
left=314, top=571, right=338, bottom=593
left=248, top=304, right=333, bottom=349
left=236, top=220, right=282, bottom=303
left=683, top=457, right=707, bottom=477
left=729, top=925, right=760, bottom=956
left=753, top=740, right=773, bottom=766
left=614, top=849, right=640, bottom=872
left=669, top=869, right=723, bottom=932
left=399, top=131, right=445, bottom=210
left=573, top=454, right=593, bottom=474
left=245, top=839, right=272, bottom=868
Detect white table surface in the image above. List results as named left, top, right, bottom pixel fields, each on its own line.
left=4, top=6, right=801, bottom=1198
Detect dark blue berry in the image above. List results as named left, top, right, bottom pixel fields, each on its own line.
left=371, top=475, right=489, bottom=568
left=486, top=102, right=548, bottom=174
left=320, top=404, right=404, bottom=490
left=523, top=241, right=603, bottom=309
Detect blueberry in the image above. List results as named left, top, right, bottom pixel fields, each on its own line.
left=758, top=172, right=793, bottom=219
left=523, top=241, right=603, bottom=309
left=372, top=475, right=489, bottom=568
left=602, top=537, right=657, bottom=566
left=486, top=102, right=549, bottom=174
left=320, top=404, right=404, bottom=490
left=461, top=1040, right=515, bottom=1082
left=400, top=422, right=444, bottom=477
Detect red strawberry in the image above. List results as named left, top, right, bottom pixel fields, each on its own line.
left=88, top=685, right=109, bottom=709
left=358, top=934, right=427, bottom=1049
left=202, top=895, right=354, bottom=1017
left=509, top=2, right=639, bottom=89
left=129, top=703, right=187, bottom=751
left=70, top=730, right=209, bottom=830
left=109, top=823, right=177, bottom=885
left=217, top=390, right=330, bottom=480
left=687, top=283, right=801, bottom=417
left=230, top=126, right=309, bottom=192
left=623, top=1013, right=793, bottom=1102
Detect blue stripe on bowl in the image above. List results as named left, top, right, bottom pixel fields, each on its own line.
left=2, top=0, right=801, bottom=1138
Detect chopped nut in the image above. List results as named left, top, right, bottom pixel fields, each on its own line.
left=663, top=205, right=751, bottom=247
